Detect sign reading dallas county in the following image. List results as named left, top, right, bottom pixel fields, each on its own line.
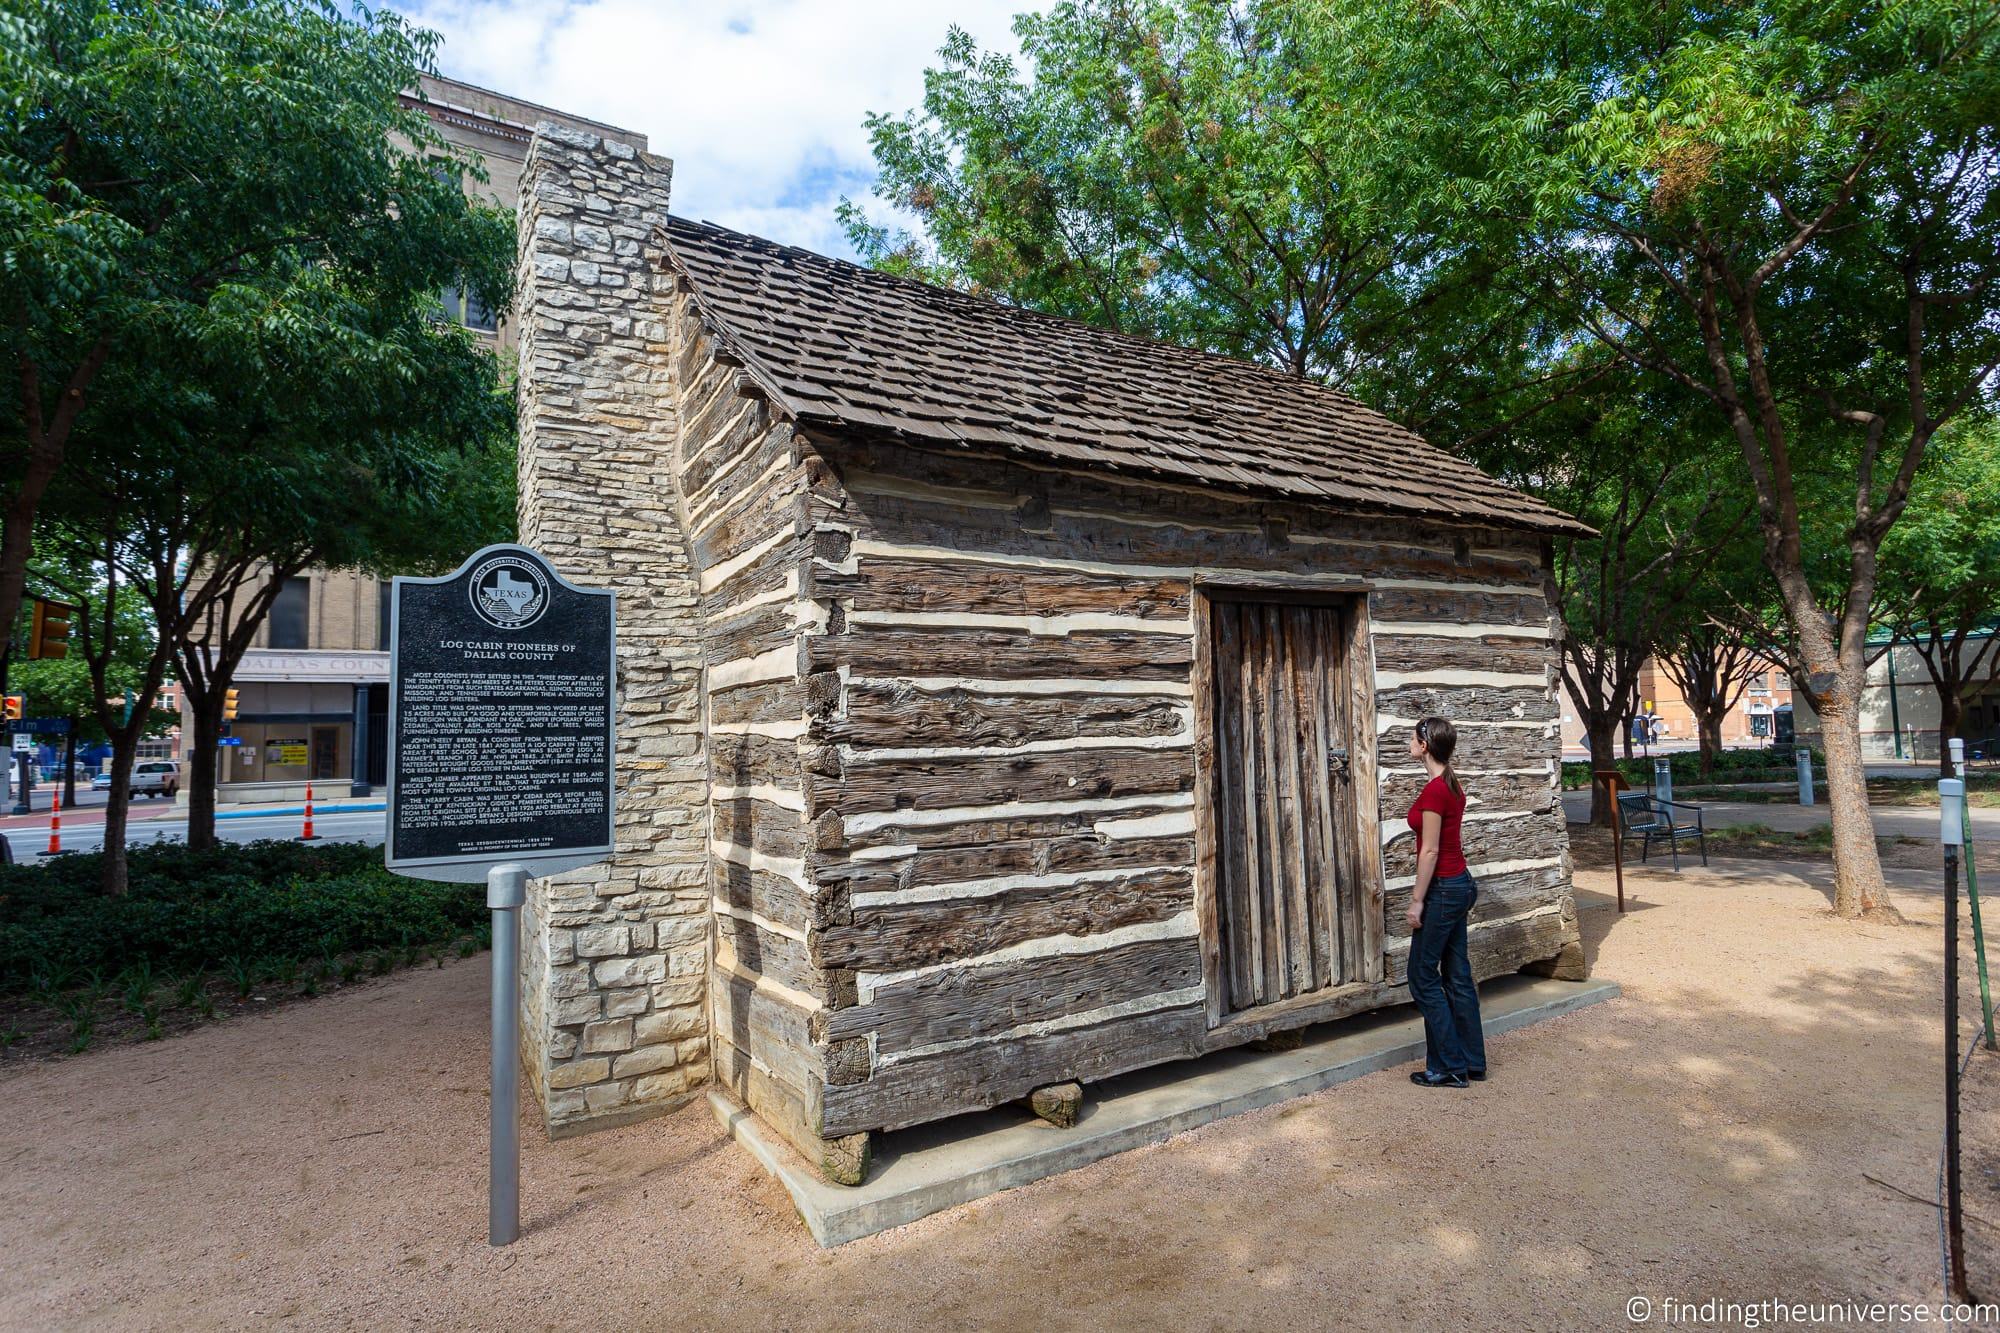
left=386, top=544, right=616, bottom=884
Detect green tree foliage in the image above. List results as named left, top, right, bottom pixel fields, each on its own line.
left=842, top=1, right=1528, bottom=392
left=1878, top=421, right=2000, bottom=770
left=0, top=0, right=513, bottom=663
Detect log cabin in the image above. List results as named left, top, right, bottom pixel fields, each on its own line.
left=513, top=127, right=1591, bottom=1184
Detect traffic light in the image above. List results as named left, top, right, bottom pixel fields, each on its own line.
left=3, top=695, right=21, bottom=721
left=223, top=688, right=240, bottom=722
left=27, top=598, right=74, bottom=660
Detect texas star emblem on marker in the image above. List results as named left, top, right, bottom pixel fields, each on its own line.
left=477, top=567, right=545, bottom=624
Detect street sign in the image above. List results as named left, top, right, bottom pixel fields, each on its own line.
left=9, top=718, right=71, bottom=735
left=217, top=737, right=244, bottom=747
left=383, top=542, right=616, bottom=1250
left=385, top=543, right=616, bottom=882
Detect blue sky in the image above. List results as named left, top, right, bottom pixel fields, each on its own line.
left=386, top=0, right=1046, bottom=261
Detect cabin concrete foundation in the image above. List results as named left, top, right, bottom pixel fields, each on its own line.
left=713, top=974, right=1620, bottom=1246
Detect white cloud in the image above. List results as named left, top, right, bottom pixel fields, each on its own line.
left=388, top=0, right=1046, bottom=259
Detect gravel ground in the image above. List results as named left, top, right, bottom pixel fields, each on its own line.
left=1, top=856, right=1990, bottom=1331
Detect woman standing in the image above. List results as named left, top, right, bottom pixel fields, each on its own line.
left=1403, top=716, right=1486, bottom=1088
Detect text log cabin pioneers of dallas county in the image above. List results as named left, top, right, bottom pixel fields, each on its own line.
left=511, top=125, right=1593, bottom=1178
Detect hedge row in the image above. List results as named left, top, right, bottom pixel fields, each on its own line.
left=1560, top=747, right=1823, bottom=791
left=0, top=840, right=484, bottom=990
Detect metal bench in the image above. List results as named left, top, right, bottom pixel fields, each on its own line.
left=1616, top=791, right=1708, bottom=870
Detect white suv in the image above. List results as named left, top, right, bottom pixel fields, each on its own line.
left=129, top=760, right=179, bottom=798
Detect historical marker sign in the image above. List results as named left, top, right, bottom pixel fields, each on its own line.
left=386, top=544, right=616, bottom=883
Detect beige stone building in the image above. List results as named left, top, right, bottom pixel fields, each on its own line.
left=189, top=76, right=649, bottom=803
left=1795, top=630, right=2000, bottom=762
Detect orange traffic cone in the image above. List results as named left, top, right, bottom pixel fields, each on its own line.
left=43, top=784, right=61, bottom=856
left=299, top=781, right=319, bottom=842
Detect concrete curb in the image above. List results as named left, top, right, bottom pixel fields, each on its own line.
left=712, top=973, right=1622, bottom=1247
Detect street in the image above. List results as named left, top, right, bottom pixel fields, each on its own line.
left=1, top=806, right=386, bottom=861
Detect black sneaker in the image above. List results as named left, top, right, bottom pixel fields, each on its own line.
left=1410, top=1070, right=1469, bottom=1089
left=1467, top=1069, right=1487, bottom=1082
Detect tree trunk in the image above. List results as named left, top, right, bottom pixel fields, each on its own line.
left=62, top=725, right=76, bottom=807
left=186, top=696, right=221, bottom=852
left=1939, top=689, right=1964, bottom=777
left=1697, top=709, right=1724, bottom=780
left=1586, top=718, right=1621, bottom=824
left=1816, top=693, right=1889, bottom=917
left=99, top=732, right=139, bottom=897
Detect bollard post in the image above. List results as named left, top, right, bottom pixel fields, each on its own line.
left=1797, top=748, right=1815, bottom=806
left=1950, top=738, right=1995, bottom=1050
left=1942, top=777, right=1970, bottom=1300
left=299, top=781, right=318, bottom=842
left=1653, top=755, right=1673, bottom=804
left=487, top=863, right=527, bottom=1246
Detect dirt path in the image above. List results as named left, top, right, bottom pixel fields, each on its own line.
left=1, top=857, right=1989, bottom=1331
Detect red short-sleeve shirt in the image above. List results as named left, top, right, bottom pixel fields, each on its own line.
left=1407, top=775, right=1469, bottom=879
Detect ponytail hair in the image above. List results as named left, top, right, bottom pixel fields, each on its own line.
left=1417, top=716, right=1463, bottom=796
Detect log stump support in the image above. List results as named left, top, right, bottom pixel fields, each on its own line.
left=1250, top=1028, right=1308, bottom=1053
left=1027, top=1081, right=1084, bottom=1128
left=817, top=1131, right=873, bottom=1187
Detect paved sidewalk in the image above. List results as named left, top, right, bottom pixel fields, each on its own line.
left=1562, top=786, right=2000, bottom=842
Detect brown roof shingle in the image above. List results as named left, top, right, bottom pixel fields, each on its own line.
left=656, top=217, right=1590, bottom=536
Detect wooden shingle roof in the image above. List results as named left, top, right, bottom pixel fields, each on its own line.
left=657, top=217, right=1590, bottom=536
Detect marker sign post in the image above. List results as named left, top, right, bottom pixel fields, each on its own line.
left=385, top=544, right=615, bottom=1246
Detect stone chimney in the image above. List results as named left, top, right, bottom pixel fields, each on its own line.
left=513, top=125, right=709, bottom=1136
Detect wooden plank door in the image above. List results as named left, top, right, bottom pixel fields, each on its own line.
left=1208, top=598, right=1361, bottom=1014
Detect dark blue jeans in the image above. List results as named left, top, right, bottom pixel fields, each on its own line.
left=1407, top=872, right=1485, bottom=1077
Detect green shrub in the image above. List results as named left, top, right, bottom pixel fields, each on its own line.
left=1562, top=747, right=1823, bottom=791
left=0, top=840, right=484, bottom=994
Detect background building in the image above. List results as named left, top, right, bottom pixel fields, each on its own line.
left=1794, top=630, right=2000, bottom=762
left=186, top=75, right=649, bottom=804
left=1559, top=653, right=1793, bottom=757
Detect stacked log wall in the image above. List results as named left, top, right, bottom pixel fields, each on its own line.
left=798, top=435, right=1579, bottom=1138
left=664, top=289, right=849, bottom=1165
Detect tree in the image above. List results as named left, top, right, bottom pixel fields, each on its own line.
left=161, top=269, right=514, bottom=851
left=1471, top=376, right=1749, bottom=818
left=175, top=430, right=515, bottom=851
left=8, top=558, right=173, bottom=803
left=1335, top=0, right=2000, bottom=916
left=1878, top=421, right=2000, bottom=772
left=32, top=508, right=183, bottom=893
left=1658, top=625, right=1761, bottom=781
left=0, top=0, right=508, bottom=655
